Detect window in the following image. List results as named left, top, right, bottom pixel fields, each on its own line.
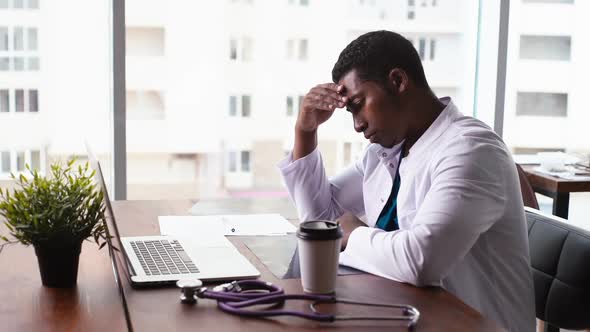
left=15, top=89, right=24, bottom=112
left=288, top=0, right=309, bottom=6
left=31, top=150, right=40, bottom=170
left=286, top=96, right=293, bottom=116
left=286, top=94, right=303, bottom=116
left=229, top=37, right=253, bottom=61
left=430, top=39, right=436, bottom=60
left=0, top=0, right=8, bottom=8
left=227, top=150, right=251, bottom=173
left=516, top=92, right=568, bottom=117
left=519, top=35, right=571, bottom=61
left=228, top=94, right=252, bottom=117
left=1, top=151, right=9, bottom=173
left=229, top=95, right=237, bottom=116
left=4, top=89, right=38, bottom=113
left=298, top=39, right=308, bottom=60
left=126, top=27, right=165, bottom=56
left=240, top=151, right=250, bottom=172
left=418, top=38, right=426, bottom=59
left=1, top=26, right=39, bottom=70
left=16, top=151, right=25, bottom=171
left=228, top=151, right=237, bottom=172
left=229, top=38, right=237, bottom=60
left=0, top=89, right=8, bottom=112
left=29, top=89, right=38, bottom=112
left=286, top=38, right=308, bottom=60
left=0, top=27, right=8, bottom=50
left=414, top=37, right=436, bottom=61
left=241, top=95, right=251, bottom=117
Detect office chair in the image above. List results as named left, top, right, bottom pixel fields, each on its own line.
left=525, top=208, right=590, bottom=332
left=516, top=163, right=539, bottom=209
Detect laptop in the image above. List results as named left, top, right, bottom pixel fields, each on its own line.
left=87, top=146, right=260, bottom=287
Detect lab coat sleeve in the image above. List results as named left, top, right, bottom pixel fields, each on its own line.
left=340, top=136, right=509, bottom=286
left=278, top=147, right=365, bottom=222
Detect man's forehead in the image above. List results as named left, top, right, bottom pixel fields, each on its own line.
left=338, top=69, right=363, bottom=96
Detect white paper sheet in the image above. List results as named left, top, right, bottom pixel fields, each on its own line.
left=158, top=214, right=297, bottom=239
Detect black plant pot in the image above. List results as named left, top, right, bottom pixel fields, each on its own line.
left=34, top=241, right=83, bottom=288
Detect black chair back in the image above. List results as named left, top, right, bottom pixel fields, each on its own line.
left=526, top=208, right=590, bottom=331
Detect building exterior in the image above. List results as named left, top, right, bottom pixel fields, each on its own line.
left=1, top=0, right=588, bottom=201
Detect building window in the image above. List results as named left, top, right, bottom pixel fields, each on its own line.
left=228, top=151, right=237, bottom=172
left=126, top=27, right=165, bottom=56
left=241, top=95, right=251, bottom=117
left=286, top=38, right=308, bottom=61
left=0, top=150, right=42, bottom=175
left=229, top=94, right=252, bottom=117
left=0, top=88, right=38, bottom=113
left=286, top=96, right=293, bottom=116
left=0, top=89, right=8, bottom=112
left=516, top=92, right=568, bottom=117
left=414, top=37, right=436, bottom=61
left=429, top=39, right=436, bottom=60
left=1, top=151, right=10, bottom=173
left=240, top=151, right=250, bottom=172
left=227, top=150, right=252, bottom=173
left=229, top=36, right=253, bottom=61
left=418, top=38, right=426, bottom=59
left=29, top=89, right=38, bottom=112
left=286, top=94, right=304, bottom=116
left=229, top=95, right=237, bottom=116
left=519, top=35, right=571, bottom=61
left=15, top=89, right=24, bottom=112
left=1, top=26, right=39, bottom=70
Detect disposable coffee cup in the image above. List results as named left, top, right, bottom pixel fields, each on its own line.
left=296, top=220, right=343, bottom=294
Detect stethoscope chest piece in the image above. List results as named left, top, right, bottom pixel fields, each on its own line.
left=177, top=279, right=203, bottom=304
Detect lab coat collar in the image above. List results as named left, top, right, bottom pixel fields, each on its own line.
left=406, top=97, right=460, bottom=161
left=368, top=97, right=459, bottom=163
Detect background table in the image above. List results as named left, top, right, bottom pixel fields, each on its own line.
left=520, top=165, right=590, bottom=219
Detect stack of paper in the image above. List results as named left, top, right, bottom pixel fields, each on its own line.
left=158, top=214, right=297, bottom=239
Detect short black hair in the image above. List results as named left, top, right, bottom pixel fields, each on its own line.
left=332, top=30, right=428, bottom=88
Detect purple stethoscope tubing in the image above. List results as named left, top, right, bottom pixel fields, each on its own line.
left=196, top=280, right=420, bottom=327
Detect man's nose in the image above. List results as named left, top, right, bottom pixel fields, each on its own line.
left=353, top=116, right=367, bottom=133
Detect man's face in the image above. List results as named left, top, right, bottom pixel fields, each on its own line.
left=338, top=69, right=406, bottom=148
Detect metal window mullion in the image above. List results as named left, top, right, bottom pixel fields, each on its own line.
left=493, top=0, right=510, bottom=137
left=112, top=0, right=127, bottom=200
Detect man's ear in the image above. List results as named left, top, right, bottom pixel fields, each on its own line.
left=387, top=68, right=408, bottom=94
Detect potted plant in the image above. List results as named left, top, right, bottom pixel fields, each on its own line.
left=0, top=160, right=108, bottom=288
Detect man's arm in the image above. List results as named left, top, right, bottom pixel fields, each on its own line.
left=340, top=138, right=510, bottom=286
left=293, top=83, right=346, bottom=160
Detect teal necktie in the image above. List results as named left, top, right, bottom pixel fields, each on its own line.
left=376, top=150, right=403, bottom=231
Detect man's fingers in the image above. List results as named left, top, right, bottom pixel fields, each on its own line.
left=308, top=89, right=347, bottom=107
left=307, top=93, right=345, bottom=109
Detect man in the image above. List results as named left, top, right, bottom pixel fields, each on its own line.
left=278, top=30, right=535, bottom=331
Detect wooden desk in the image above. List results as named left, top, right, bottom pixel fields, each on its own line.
left=0, top=227, right=127, bottom=331
left=521, top=165, right=590, bottom=219
left=111, top=199, right=502, bottom=332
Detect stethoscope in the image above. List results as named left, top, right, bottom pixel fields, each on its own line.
left=177, top=279, right=420, bottom=330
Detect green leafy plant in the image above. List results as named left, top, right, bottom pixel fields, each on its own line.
left=0, top=160, right=107, bottom=249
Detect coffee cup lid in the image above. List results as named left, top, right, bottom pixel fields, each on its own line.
left=296, top=220, right=343, bottom=241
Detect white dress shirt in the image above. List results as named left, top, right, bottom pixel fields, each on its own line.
left=278, top=98, right=535, bottom=332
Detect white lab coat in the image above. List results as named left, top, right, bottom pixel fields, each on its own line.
left=278, top=98, right=535, bottom=332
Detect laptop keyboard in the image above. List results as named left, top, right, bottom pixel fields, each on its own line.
left=130, top=240, right=200, bottom=276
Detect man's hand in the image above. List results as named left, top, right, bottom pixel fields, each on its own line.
left=293, top=83, right=347, bottom=161
left=296, top=83, right=347, bottom=133
left=337, top=212, right=366, bottom=251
